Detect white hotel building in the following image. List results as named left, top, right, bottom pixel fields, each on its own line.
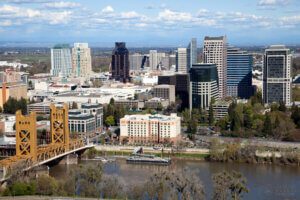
left=120, top=113, right=181, bottom=144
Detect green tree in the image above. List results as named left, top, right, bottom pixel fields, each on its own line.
left=212, top=171, right=248, bottom=200
left=6, top=182, right=36, bottom=196
left=187, top=118, right=198, bottom=140
left=250, top=90, right=262, bottom=105
left=263, top=114, right=272, bottom=136
left=105, top=115, right=115, bottom=127
left=278, top=101, right=287, bottom=112
left=140, top=170, right=205, bottom=200
left=291, top=104, right=300, bottom=128
left=3, top=97, right=27, bottom=114
left=35, top=174, right=59, bottom=196
left=157, top=103, right=163, bottom=111
left=181, top=109, right=191, bottom=126
left=209, top=102, right=214, bottom=126
left=109, top=98, right=115, bottom=105
left=114, top=105, right=125, bottom=125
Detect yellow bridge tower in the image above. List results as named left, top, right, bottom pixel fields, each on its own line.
left=50, top=104, right=70, bottom=150
left=16, top=111, right=37, bottom=161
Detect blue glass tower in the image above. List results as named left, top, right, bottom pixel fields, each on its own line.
left=227, top=48, right=254, bottom=99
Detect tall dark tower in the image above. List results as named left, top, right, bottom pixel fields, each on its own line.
left=111, top=42, right=130, bottom=83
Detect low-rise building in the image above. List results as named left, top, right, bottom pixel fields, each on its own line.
left=68, top=110, right=96, bottom=143
left=212, top=100, right=232, bottom=120
left=81, top=103, right=103, bottom=133
left=145, top=97, right=169, bottom=109
left=0, top=115, right=15, bottom=134
left=27, top=102, right=63, bottom=115
left=0, top=82, right=27, bottom=108
left=153, top=84, right=175, bottom=104
left=120, top=113, right=181, bottom=144
left=115, top=100, right=144, bottom=110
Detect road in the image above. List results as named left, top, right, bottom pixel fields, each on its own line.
left=195, top=135, right=300, bottom=149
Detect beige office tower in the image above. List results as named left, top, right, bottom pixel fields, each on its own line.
left=203, top=36, right=227, bottom=98
left=176, top=48, right=187, bottom=73
left=72, top=43, right=92, bottom=77
left=149, top=50, right=166, bottom=70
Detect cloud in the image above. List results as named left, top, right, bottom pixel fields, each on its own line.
left=2, top=0, right=51, bottom=4
left=0, top=1, right=299, bottom=36
left=47, top=11, right=73, bottom=25
left=44, top=1, right=81, bottom=9
left=120, top=11, right=140, bottom=19
left=258, top=0, right=290, bottom=6
left=280, top=15, right=300, bottom=27
left=0, top=20, right=12, bottom=26
left=158, top=9, right=192, bottom=22
left=102, top=6, right=114, bottom=13
left=0, top=5, right=42, bottom=19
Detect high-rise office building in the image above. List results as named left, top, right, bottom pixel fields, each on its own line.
left=203, top=36, right=227, bottom=98
left=263, top=45, right=292, bottom=106
left=187, top=38, right=197, bottom=72
left=227, top=47, right=254, bottom=99
left=158, top=73, right=189, bottom=109
left=189, top=64, right=219, bottom=110
left=111, top=42, right=130, bottom=83
left=72, top=43, right=92, bottom=77
left=149, top=50, right=166, bottom=70
left=50, top=44, right=72, bottom=77
left=176, top=48, right=187, bottom=73
left=149, top=50, right=158, bottom=70
left=129, top=53, right=143, bottom=71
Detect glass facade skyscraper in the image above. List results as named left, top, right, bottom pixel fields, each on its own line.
left=187, top=38, right=197, bottom=73
left=227, top=48, right=254, bottom=99
left=50, top=44, right=72, bottom=77
left=203, top=36, right=227, bottom=98
left=263, top=45, right=291, bottom=106
left=111, top=42, right=130, bottom=83
left=189, top=64, right=219, bottom=109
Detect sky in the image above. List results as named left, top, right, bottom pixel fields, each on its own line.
left=0, top=0, right=300, bottom=47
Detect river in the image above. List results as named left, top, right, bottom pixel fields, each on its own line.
left=49, top=158, right=300, bottom=200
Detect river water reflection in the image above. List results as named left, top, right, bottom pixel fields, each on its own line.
left=49, top=158, right=300, bottom=200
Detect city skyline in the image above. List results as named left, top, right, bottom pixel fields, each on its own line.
left=0, top=0, right=300, bottom=46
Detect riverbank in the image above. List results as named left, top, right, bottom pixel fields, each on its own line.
left=87, top=145, right=209, bottom=160
left=89, top=144, right=300, bottom=166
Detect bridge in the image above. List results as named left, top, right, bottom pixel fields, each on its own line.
left=0, top=103, right=93, bottom=180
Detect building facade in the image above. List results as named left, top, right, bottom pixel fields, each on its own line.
left=176, top=48, right=187, bottom=73
left=212, top=100, right=232, bottom=120
left=111, top=42, right=130, bottom=83
left=189, top=64, right=219, bottom=110
left=120, top=113, right=181, bottom=144
left=149, top=50, right=167, bottom=70
left=68, top=110, right=96, bottom=142
left=72, top=43, right=92, bottom=77
left=263, top=45, right=292, bottom=106
left=153, top=84, right=175, bottom=104
left=187, top=38, right=197, bottom=72
left=129, top=53, right=144, bottom=71
left=50, top=44, right=72, bottom=77
left=227, top=47, right=254, bottom=99
left=203, top=36, right=227, bottom=98
left=81, top=103, right=103, bottom=133
left=0, top=82, right=27, bottom=108
left=158, top=73, right=190, bottom=109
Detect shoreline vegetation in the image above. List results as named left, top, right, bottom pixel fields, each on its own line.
left=1, top=161, right=248, bottom=200
left=85, top=140, right=300, bottom=166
